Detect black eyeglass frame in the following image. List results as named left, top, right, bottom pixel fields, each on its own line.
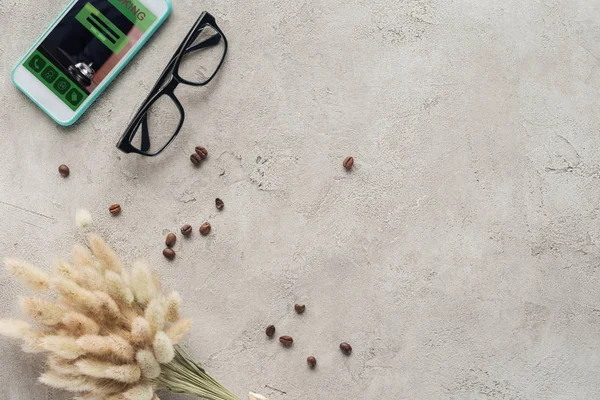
left=117, top=11, right=228, bottom=156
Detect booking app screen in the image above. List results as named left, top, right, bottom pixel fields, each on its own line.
left=24, top=0, right=157, bottom=111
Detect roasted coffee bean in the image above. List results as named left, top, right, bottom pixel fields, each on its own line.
left=339, top=342, right=352, bottom=355
left=343, top=156, right=354, bottom=170
left=58, top=164, right=70, bottom=177
left=181, top=224, right=193, bottom=236
left=195, top=146, right=208, bottom=159
left=307, top=356, right=317, bottom=368
left=190, top=153, right=202, bottom=165
left=279, top=336, right=294, bottom=346
left=200, top=222, right=211, bottom=236
left=165, top=233, right=177, bottom=247
left=163, top=248, right=176, bottom=260
left=215, top=198, right=224, bottom=210
left=109, top=204, right=121, bottom=215
left=295, top=304, right=306, bottom=314
left=266, top=325, right=276, bottom=337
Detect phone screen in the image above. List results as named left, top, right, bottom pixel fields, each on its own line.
left=23, top=0, right=157, bottom=111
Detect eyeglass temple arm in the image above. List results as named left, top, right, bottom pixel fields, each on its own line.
left=139, top=33, right=222, bottom=151
left=185, top=33, right=221, bottom=53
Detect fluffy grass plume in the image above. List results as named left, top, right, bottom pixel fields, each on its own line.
left=0, top=234, right=258, bottom=400
left=5, top=258, right=50, bottom=291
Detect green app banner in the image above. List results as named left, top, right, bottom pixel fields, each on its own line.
left=76, top=3, right=130, bottom=54
left=108, top=0, right=157, bottom=32
left=24, top=51, right=88, bottom=111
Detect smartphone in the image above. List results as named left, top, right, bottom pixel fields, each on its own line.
left=11, top=0, right=171, bottom=126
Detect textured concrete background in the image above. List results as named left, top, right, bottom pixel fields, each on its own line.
left=1, top=0, right=600, bottom=399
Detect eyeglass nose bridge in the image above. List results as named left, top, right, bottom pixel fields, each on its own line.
left=163, top=77, right=180, bottom=93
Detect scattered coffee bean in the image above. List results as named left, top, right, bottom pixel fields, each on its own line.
left=343, top=156, right=354, bottom=170
left=109, top=204, right=121, bottom=215
left=58, top=164, right=70, bottom=177
left=279, top=336, right=294, bottom=346
left=190, top=153, right=202, bottom=165
left=295, top=304, right=306, bottom=314
left=195, top=146, right=208, bottom=159
left=200, top=222, right=211, bottom=236
left=340, top=342, right=352, bottom=355
left=265, top=325, right=276, bottom=337
left=307, top=356, right=317, bottom=368
left=165, top=233, right=177, bottom=247
left=215, top=198, right=224, bottom=210
left=181, top=224, right=193, bottom=236
left=163, top=248, right=176, bottom=260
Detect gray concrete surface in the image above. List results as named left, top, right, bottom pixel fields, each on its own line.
left=1, top=0, right=600, bottom=399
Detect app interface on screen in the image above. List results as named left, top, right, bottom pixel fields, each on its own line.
left=24, top=0, right=157, bottom=111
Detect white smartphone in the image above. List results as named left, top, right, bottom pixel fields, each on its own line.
left=11, top=0, right=171, bottom=126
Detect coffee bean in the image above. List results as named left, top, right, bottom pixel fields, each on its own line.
left=279, top=336, right=293, bottom=346
left=265, top=325, right=276, bottom=337
left=200, top=222, right=211, bottom=236
left=109, top=204, right=121, bottom=215
left=343, top=156, right=354, bottom=170
left=165, top=233, right=177, bottom=247
left=307, top=356, right=317, bottom=368
left=190, top=153, right=202, bottom=165
left=163, top=248, right=176, bottom=260
left=58, top=164, right=70, bottom=177
left=195, top=146, right=208, bottom=159
left=294, top=304, right=306, bottom=314
left=181, top=224, right=193, bottom=236
left=215, top=198, right=224, bottom=210
left=339, top=342, right=352, bottom=355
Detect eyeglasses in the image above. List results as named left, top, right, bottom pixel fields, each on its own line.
left=117, top=12, right=227, bottom=156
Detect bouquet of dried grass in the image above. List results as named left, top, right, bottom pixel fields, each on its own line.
left=0, top=234, right=267, bottom=400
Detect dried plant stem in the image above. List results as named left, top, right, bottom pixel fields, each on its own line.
left=153, top=347, right=239, bottom=400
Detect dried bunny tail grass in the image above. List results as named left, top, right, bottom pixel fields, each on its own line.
left=122, top=385, right=155, bottom=400
left=47, top=355, right=82, bottom=376
left=145, top=298, right=166, bottom=333
left=0, top=319, right=31, bottom=339
left=88, top=234, right=122, bottom=274
left=152, top=394, right=160, bottom=400
left=136, top=348, right=161, bottom=379
left=165, top=292, right=182, bottom=323
left=77, top=266, right=107, bottom=292
left=56, top=259, right=106, bottom=292
left=120, top=304, right=141, bottom=325
left=105, top=270, right=134, bottom=304
left=93, top=291, right=122, bottom=323
left=131, top=317, right=152, bottom=347
left=76, top=209, right=93, bottom=230
left=55, top=259, right=79, bottom=281
left=131, top=261, right=157, bottom=305
left=62, top=312, right=100, bottom=336
left=19, top=297, right=67, bottom=326
left=76, top=359, right=141, bottom=383
left=166, top=318, right=191, bottom=345
left=41, top=335, right=83, bottom=359
left=5, top=258, right=50, bottom=292
left=107, top=384, right=154, bottom=400
left=72, top=244, right=94, bottom=268
left=39, top=371, right=98, bottom=392
left=248, top=393, right=269, bottom=400
left=153, top=331, right=175, bottom=364
left=52, top=277, right=100, bottom=314
left=76, top=334, right=135, bottom=364
left=83, top=379, right=130, bottom=396
left=22, top=330, right=48, bottom=353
